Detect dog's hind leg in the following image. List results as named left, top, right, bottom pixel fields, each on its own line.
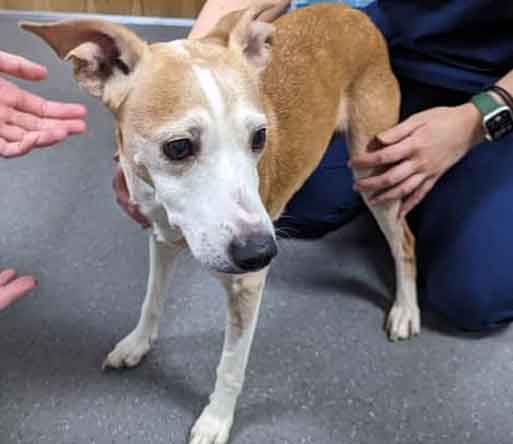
left=345, top=61, right=420, bottom=341
left=103, top=235, right=182, bottom=369
left=190, top=268, right=268, bottom=444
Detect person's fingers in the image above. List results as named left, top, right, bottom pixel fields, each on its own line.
left=114, top=192, right=152, bottom=228
left=0, top=132, right=39, bottom=157
left=377, top=115, right=425, bottom=145
left=31, top=128, right=68, bottom=148
left=113, top=166, right=131, bottom=205
left=0, top=123, right=26, bottom=142
left=349, top=139, right=415, bottom=169
left=400, top=178, right=436, bottom=218
left=0, top=50, right=47, bottom=81
left=61, top=119, right=87, bottom=135
left=12, top=89, right=87, bottom=119
left=355, top=160, right=417, bottom=193
left=369, top=173, right=426, bottom=206
left=0, top=269, right=17, bottom=286
left=113, top=166, right=151, bottom=228
left=258, top=0, right=290, bottom=22
left=37, top=100, right=87, bottom=120
left=0, top=275, right=37, bottom=310
left=0, top=78, right=87, bottom=119
left=2, top=106, right=86, bottom=134
left=0, top=128, right=71, bottom=156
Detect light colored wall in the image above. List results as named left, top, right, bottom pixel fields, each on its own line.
left=292, top=0, right=374, bottom=8
left=0, top=0, right=207, bottom=18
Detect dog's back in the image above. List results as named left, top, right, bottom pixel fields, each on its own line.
left=259, top=4, right=399, bottom=219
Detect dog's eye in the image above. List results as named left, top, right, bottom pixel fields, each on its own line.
left=251, top=128, right=267, bottom=152
left=162, top=139, right=195, bottom=161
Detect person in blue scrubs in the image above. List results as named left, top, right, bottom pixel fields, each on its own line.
left=279, top=0, right=513, bottom=331
left=114, top=0, right=513, bottom=331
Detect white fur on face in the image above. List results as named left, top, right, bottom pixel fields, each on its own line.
left=129, top=64, right=274, bottom=273
left=193, top=66, right=225, bottom=119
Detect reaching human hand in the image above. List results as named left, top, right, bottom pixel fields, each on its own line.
left=0, top=50, right=87, bottom=158
left=0, top=269, right=37, bottom=310
left=350, top=104, right=484, bottom=217
left=113, top=164, right=151, bottom=228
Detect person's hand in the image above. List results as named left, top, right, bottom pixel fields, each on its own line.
left=350, top=104, right=484, bottom=217
left=113, top=164, right=151, bottom=228
left=0, top=269, right=37, bottom=310
left=0, top=50, right=87, bottom=158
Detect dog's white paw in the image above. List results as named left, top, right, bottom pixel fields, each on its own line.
left=386, top=302, right=420, bottom=341
left=190, top=407, right=234, bottom=444
left=103, top=331, right=153, bottom=370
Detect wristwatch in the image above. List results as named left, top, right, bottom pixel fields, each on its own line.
left=470, top=92, right=513, bottom=141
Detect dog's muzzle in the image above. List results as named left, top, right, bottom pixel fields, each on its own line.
left=228, top=234, right=278, bottom=272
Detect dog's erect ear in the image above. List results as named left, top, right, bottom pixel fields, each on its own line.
left=204, top=3, right=276, bottom=71
left=20, top=20, right=147, bottom=112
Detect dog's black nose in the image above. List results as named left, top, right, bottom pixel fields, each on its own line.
left=229, top=234, right=278, bottom=272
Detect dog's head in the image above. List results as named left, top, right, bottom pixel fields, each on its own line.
left=21, top=5, right=278, bottom=274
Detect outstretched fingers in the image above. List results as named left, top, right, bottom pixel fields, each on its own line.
left=0, top=50, right=48, bottom=81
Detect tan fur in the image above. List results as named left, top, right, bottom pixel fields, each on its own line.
left=257, top=5, right=400, bottom=218
left=402, top=221, right=417, bottom=280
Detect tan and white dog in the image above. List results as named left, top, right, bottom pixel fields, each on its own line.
left=22, top=3, right=419, bottom=443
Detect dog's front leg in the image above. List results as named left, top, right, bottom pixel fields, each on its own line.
left=103, top=234, right=183, bottom=369
left=364, top=203, right=420, bottom=341
left=190, top=268, right=268, bottom=444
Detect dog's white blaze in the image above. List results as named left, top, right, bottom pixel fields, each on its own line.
left=192, top=65, right=225, bottom=118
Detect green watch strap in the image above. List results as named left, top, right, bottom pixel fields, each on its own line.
left=471, top=92, right=503, bottom=116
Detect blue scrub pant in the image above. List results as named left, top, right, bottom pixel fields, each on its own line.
left=276, top=76, right=513, bottom=331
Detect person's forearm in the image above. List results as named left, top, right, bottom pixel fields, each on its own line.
left=458, top=68, right=513, bottom=148
left=189, top=0, right=290, bottom=39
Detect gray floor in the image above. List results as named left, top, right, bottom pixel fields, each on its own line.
left=1, top=11, right=513, bottom=444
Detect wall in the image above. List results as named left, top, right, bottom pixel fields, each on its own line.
left=0, top=1, right=206, bottom=18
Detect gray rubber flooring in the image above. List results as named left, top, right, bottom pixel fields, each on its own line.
left=1, top=11, right=513, bottom=444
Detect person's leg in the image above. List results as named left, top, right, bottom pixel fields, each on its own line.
left=275, top=133, right=364, bottom=239
left=410, top=134, right=513, bottom=330
left=401, top=78, right=513, bottom=331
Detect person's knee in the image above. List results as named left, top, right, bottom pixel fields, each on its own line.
left=423, top=278, right=512, bottom=331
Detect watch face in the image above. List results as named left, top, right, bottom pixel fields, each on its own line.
left=486, top=109, right=513, bottom=140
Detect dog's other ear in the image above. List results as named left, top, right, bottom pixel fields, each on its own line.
left=204, top=3, right=276, bottom=71
left=20, top=20, right=147, bottom=112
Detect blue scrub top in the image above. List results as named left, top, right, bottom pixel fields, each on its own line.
left=294, top=0, right=513, bottom=93
left=365, top=0, right=513, bottom=92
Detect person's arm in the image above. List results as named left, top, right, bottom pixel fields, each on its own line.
left=0, top=50, right=87, bottom=158
left=350, top=69, right=513, bottom=217
left=189, top=0, right=290, bottom=39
